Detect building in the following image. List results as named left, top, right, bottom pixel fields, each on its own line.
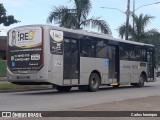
left=0, top=36, right=7, bottom=60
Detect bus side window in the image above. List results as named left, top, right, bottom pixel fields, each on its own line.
left=141, top=49, right=147, bottom=62
left=120, top=44, right=130, bottom=60
left=130, top=46, right=141, bottom=61
left=96, top=40, right=108, bottom=58
left=80, top=37, right=96, bottom=57
left=134, top=46, right=141, bottom=61
left=81, top=40, right=90, bottom=57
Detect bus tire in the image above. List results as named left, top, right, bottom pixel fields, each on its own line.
left=56, top=86, right=72, bottom=92
left=88, top=73, right=100, bottom=92
left=137, top=74, right=145, bottom=87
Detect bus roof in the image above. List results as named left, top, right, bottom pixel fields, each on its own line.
left=11, top=24, right=154, bottom=47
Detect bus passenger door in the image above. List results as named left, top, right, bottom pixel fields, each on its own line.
left=63, top=38, right=79, bottom=84
left=108, top=46, right=119, bottom=84
left=147, top=51, right=154, bottom=81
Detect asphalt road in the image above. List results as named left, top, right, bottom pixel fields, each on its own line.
left=0, top=78, right=160, bottom=111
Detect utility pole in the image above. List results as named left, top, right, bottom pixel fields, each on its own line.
left=125, top=0, right=130, bottom=40
left=101, top=0, right=160, bottom=39
left=133, top=0, right=135, bottom=31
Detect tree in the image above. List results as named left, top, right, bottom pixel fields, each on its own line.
left=117, top=23, right=132, bottom=39
left=117, top=14, right=158, bottom=42
left=117, top=13, right=160, bottom=67
left=145, top=30, right=160, bottom=67
left=0, top=3, right=19, bottom=26
left=47, top=0, right=111, bottom=34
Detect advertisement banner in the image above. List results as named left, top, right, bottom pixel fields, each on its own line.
left=7, top=27, right=43, bottom=73
left=50, top=30, right=63, bottom=55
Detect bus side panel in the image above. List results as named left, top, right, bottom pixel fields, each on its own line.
left=120, top=60, right=131, bottom=84
left=131, top=61, right=147, bottom=83
left=80, top=57, right=96, bottom=85
left=95, top=58, right=109, bottom=84
left=120, top=60, right=147, bottom=84
left=47, top=27, right=64, bottom=86
left=49, top=55, right=63, bottom=86
left=80, top=57, right=108, bottom=85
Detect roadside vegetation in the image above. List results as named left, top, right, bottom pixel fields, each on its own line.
left=48, top=0, right=160, bottom=67
left=0, top=3, right=19, bottom=26
left=0, top=82, right=50, bottom=91
left=47, top=0, right=111, bottom=34
left=117, top=14, right=160, bottom=67
left=0, top=60, right=7, bottom=77
left=0, top=3, right=18, bottom=78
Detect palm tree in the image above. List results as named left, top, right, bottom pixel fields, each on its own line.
left=117, top=13, right=160, bottom=67
left=47, top=0, right=111, bottom=34
left=145, top=29, right=160, bottom=67
left=117, top=13, right=158, bottom=42
left=117, top=23, right=132, bottom=39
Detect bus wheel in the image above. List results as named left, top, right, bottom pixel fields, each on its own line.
left=88, top=73, right=100, bottom=92
left=56, top=86, right=72, bottom=92
left=137, top=74, right=145, bottom=87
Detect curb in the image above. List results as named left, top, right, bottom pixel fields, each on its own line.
left=0, top=88, right=53, bottom=93
left=0, top=81, right=53, bottom=93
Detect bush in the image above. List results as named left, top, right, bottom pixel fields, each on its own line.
left=0, top=60, right=7, bottom=77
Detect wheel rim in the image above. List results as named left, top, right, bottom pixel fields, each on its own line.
left=139, top=76, right=144, bottom=86
left=91, top=77, right=98, bottom=88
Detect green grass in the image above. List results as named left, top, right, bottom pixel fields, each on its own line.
left=0, top=60, right=50, bottom=91
left=0, top=60, right=7, bottom=77
left=0, top=82, right=50, bottom=91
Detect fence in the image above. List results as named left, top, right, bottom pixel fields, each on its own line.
left=0, top=60, right=7, bottom=77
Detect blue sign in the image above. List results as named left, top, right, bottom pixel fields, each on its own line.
left=12, top=62, right=16, bottom=67
left=105, top=59, right=109, bottom=67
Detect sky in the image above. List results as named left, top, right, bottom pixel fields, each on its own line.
left=0, top=0, right=160, bottom=38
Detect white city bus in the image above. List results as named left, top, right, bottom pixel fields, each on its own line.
left=7, top=25, right=156, bottom=92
